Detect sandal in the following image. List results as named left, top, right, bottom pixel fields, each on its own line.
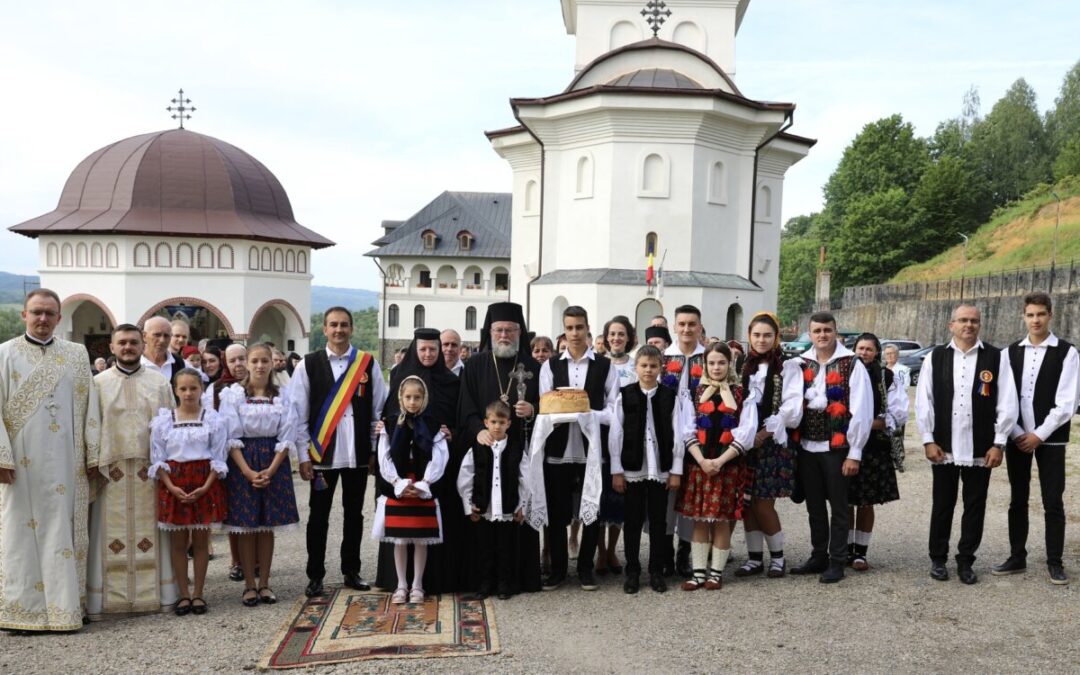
left=409, top=588, right=425, bottom=604
left=734, top=560, right=764, bottom=577
left=391, top=588, right=408, bottom=604
left=174, top=597, right=192, bottom=616
left=229, top=565, right=244, bottom=582
left=258, top=587, right=278, bottom=604
left=242, top=588, right=259, bottom=607
left=681, top=570, right=707, bottom=591
left=767, top=559, right=787, bottom=578
left=704, top=569, right=723, bottom=591
left=851, top=556, right=870, bottom=572
left=191, top=597, right=208, bottom=615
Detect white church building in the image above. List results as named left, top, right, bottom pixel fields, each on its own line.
left=488, top=0, right=814, bottom=340
left=9, top=128, right=333, bottom=361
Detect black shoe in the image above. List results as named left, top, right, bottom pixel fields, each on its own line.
left=1048, top=564, right=1069, bottom=585
left=497, top=592, right=513, bottom=600
left=242, top=587, right=259, bottom=607
left=304, top=578, right=324, bottom=597
left=819, top=563, right=845, bottom=584
left=228, top=565, right=244, bottom=582
left=790, top=557, right=828, bottom=575
left=734, top=560, right=764, bottom=577
left=675, top=541, right=693, bottom=578
left=465, top=592, right=489, bottom=601
left=957, top=564, right=978, bottom=585
left=579, top=569, right=598, bottom=591
left=929, top=561, right=949, bottom=581
left=343, top=573, right=371, bottom=591
left=623, top=575, right=640, bottom=594
left=541, top=573, right=565, bottom=591
left=661, top=561, right=675, bottom=577
left=649, top=573, right=668, bottom=593
left=191, top=597, right=208, bottom=615
left=991, top=556, right=1026, bottom=576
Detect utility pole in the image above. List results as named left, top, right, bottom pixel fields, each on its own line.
left=959, top=233, right=969, bottom=300
left=1050, top=191, right=1061, bottom=294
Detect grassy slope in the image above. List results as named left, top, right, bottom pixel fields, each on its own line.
left=890, top=177, right=1080, bottom=283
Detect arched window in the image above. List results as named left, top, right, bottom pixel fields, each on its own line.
left=106, top=243, right=119, bottom=268
left=609, top=20, right=641, bottom=49
left=76, top=243, right=88, bottom=267
left=388, top=303, right=399, bottom=328
left=286, top=249, right=296, bottom=272
left=421, top=230, right=437, bottom=250
left=575, top=154, right=593, bottom=198
left=640, top=152, right=669, bottom=197
left=273, top=248, right=284, bottom=271
left=155, top=242, right=172, bottom=267
left=458, top=232, right=473, bottom=251
left=198, top=244, right=214, bottom=268
left=298, top=251, right=307, bottom=273
left=61, top=243, right=73, bottom=267
left=46, top=243, right=59, bottom=267
left=414, top=304, right=425, bottom=329
left=90, top=243, right=103, bottom=267
left=248, top=246, right=259, bottom=270
left=176, top=243, right=193, bottom=268
left=524, top=179, right=539, bottom=214
left=645, top=232, right=658, bottom=257
left=261, top=247, right=272, bottom=271
left=218, top=244, right=234, bottom=269
left=672, top=21, right=706, bottom=51
left=465, top=306, right=477, bottom=331
left=708, top=160, right=727, bottom=205
left=133, top=243, right=150, bottom=267
left=757, top=184, right=773, bottom=222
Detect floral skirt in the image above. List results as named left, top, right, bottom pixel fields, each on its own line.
left=746, top=438, right=797, bottom=499
left=849, top=432, right=900, bottom=506
left=676, top=459, right=748, bottom=521
left=223, top=437, right=300, bottom=533
left=157, top=460, right=227, bottom=530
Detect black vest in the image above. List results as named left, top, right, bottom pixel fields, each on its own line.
left=1008, top=338, right=1073, bottom=445
left=304, top=349, right=375, bottom=466
left=471, top=438, right=525, bottom=515
left=618, top=383, right=677, bottom=473
left=930, top=343, right=1000, bottom=457
left=545, top=355, right=612, bottom=459
left=389, top=420, right=433, bottom=483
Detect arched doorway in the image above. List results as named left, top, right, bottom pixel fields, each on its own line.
left=725, top=303, right=743, bottom=341
left=635, top=298, right=663, bottom=345
left=139, top=298, right=236, bottom=351
left=61, top=294, right=116, bottom=361
left=248, top=300, right=307, bottom=353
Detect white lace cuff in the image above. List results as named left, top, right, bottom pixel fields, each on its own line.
left=210, top=460, right=229, bottom=477
left=148, top=461, right=170, bottom=479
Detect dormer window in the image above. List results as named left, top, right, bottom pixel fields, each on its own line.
left=421, top=229, right=438, bottom=250
left=457, top=230, right=473, bottom=251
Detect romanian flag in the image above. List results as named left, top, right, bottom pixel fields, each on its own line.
left=309, top=349, right=372, bottom=464
left=646, top=253, right=655, bottom=286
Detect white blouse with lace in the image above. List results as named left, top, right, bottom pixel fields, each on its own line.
left=216, top=383, right=298, bottom=454
left=148, top=407, right=230, bottom=479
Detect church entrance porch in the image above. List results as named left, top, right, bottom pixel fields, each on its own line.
left=139, top=298, right=236, bottom=351
left=60, top=294, right=116, bottom=361
left=247, top=300, right=307, bottom=354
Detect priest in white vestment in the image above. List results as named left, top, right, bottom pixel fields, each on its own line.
left=87, top=324, right=177, bottom=619
left=0, top=290, right=100, bottom=632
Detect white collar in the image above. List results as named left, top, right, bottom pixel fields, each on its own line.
left=490, top=437, right=507, bottom=451
left=801, top=341, right=855, bottom=364
left=1020, top=332, right=1058, bottom=347
left=947, top=338, right=984, bottom=355
left=639, top=384, right=659, bottom=397
left=664, top=342, right=705, bottom=357
left=326, top=345, right=354, bottom=360
left=561, top=346, right=595, bottom=363
left=140, top=354, right=170, bottom=369
left=24, top=333, right=55, bottom=346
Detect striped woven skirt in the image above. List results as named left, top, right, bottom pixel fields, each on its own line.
left=372, top=481, right=443, bottom=545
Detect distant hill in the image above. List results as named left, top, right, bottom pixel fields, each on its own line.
left=0, top=272, right=378, bottom=312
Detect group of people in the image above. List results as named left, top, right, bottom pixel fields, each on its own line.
left=0, top=288, right=1071, bottom=634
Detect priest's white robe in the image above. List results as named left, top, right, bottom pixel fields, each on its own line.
left=0, top=337, right=100, bottom=631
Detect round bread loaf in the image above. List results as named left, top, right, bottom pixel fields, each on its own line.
left=539, top=389, right=589, bottom=414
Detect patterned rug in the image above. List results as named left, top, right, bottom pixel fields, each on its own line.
left=258, top=588, right=500, bottom=669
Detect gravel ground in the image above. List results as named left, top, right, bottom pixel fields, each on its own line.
left=3, top=404, right=1077, bottom=674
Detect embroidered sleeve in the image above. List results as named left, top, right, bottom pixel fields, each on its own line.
left=206, top=410, right=230, bottom=477
left=457, top=449, right=476, bottom=515
left=148, top=408, right=173, bottom=478
left=608, top=391, right=625, bottom=475
left=273, top=391, right=298, bottom=455
left=416, top=432, right=448, bottom=497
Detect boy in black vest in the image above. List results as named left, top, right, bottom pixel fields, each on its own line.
left=915, top=303, right=1017, bottom=585
left=610, top=346, right=693, bottom=594
left=538, top=305, right=620, bottom=591
left=457, top=401, right=528, bottom=600
left=994, top=292, right=1076, bottom=585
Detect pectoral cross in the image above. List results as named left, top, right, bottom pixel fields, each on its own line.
left=45, top=397, right=59, bottom=433
left=510, top=363, right=533, bottom=403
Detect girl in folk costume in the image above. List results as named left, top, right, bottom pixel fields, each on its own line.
left=735, top=312, right=799, bottom=579
left=149, top=369, right=229, bottom=616
left=373, top=376, right=449, bottom=604
left=677, top=342, right=757, bottom=590
left=218, top=344, right=301, bottom=607
left=846, top=334, right=904, bottom=570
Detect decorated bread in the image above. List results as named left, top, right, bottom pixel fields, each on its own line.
left=539, top=388, right=589, bottom=414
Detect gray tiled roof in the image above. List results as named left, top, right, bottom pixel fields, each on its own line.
left=531, top=268, right=761, bottom=291
left=366, top=192, right=511, bottom=258
left=605, top=68, right=703, bottom=89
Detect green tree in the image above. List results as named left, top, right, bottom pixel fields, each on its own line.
left=909, top=155, right=990, bottom=259
left=831, top=188, right=917, bottom=288
left=1052, top=135, right=1080, bottom=180
left=308, top=308, right=379, bottom=353
left=1046, top=60, right=1080, bottom=159
left=930, top=85, right=981, bottom=161
left=965, top=78, right=1051, bottom=205
left=778, top=230, right=821, bottom=325
left=0, top=307, right=23, bottom=343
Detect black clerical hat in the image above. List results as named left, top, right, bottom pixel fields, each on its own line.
left=645, top=325, right=672, bottom=345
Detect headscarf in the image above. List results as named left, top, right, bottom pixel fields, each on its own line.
left=700, top=343, right=738, bottom=410
left=388, top=375, right=435, bottom=473
left=211, top=347, right=241, bottom=410
left=385, top=328, right=460, bottom=429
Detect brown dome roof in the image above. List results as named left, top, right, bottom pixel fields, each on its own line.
left=9, top=129, right=334, bottom=249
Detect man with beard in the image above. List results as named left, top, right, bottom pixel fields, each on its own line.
left=457, top=302, right=542, bottom=594
left=87, top=324, right=176, bottom=619
left=374, top=328, right=463, bottom=592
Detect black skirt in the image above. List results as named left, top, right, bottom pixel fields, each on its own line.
left=848, top=431, right=900, bottom=506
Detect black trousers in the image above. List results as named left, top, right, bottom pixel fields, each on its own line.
left=798, top=449, right=850, bottom=564
left=928, top=463, right=991, bottom=565
left=1006, top=442, right=1066, bottom=566
left=623, top=479, right=669, bottom=577
left=544, top=462, right=598, bottom=577
left=476, top=519, right=517, bottom=594
left=306, top=467, right=368, bottom=581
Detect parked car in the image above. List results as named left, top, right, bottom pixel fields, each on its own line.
left=782, top=331, right=862, bottom=358
left=881, top=339, right=923, bottom=357
left=899, top=345, right=937, bottom=386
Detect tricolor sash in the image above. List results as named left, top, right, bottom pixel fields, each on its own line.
left=309, top=348, right=372, bottom=464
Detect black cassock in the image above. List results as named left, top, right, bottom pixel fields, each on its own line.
left=454, top=350, right=543, bottom=594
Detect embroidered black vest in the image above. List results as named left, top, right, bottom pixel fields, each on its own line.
left=930, top=343, right=1000, bottom=457
left=471, top=438, right=525, bottom=515
left=618, top=383, right=677, bottom=473
left=1008, top=339, right=1073, bottom=445
left=661, top=351, right=705, bottom=394
left=304, top=349, right=375, bottom=466
left=545, top=355, right=611, bottom=459
left=799, top=355, right=855, bottom=449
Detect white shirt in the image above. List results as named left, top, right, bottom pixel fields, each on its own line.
left=916, top=339, right=1019, bottom=466
left=749, top=362, right=800, bottom=446
left=217, top=384, right=297, bottom=455
left=610, top=357, right=638, bottom=387
left=780, top=343, right=873, bottom=461
left=609, top=385, right=694, bottom=482
left=375, top=428, right=448, bottom=500
left=450, top=359, right=465, bottom=376
left=888, top=362, right=912, bottom=389
left=885, top=372, right=909, bottom=432
left=457, top=438, right=529, bottom=521
left=141, top=353, right=176, bottom=382
left=539, top=347, right=619, bottom=464
left=662, top=342, right=706, bottom=395
left=148, top=408, right=229, bottom=479
left=1007, top=333, right=1078, bottom=444
left=288, top=346, right=387, bottom=468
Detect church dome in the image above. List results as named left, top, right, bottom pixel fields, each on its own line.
left=9, top=129, right=334, bottom=249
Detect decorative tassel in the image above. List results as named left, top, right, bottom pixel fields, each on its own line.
left=661, top=374, right=678, bottom=388
left=690, top=364, right=703, bottom=378
left=830, top=432, right=846, bottom=448
left=717, top=403, right=736, bottom=414
left=697, top=429, right=707, bottom=445
left=720, top=430, right=734, bottom=445
left=666, top=360, right=683, bottom=374
left=826, top=371, right=843, bottom=386
left=697, top=415, right=714, bottom=429
left=698, top=400, right=716, bottom=415
left=827, top=386, right=845, bottom=401
left=690, top=378, right=700, bottom=391
left=978, top=381, right=991, bottom=397
left=802, top=368, right=814, bottom=383
left=826, top=401, right=847, bottom=418
left=719, top=415, right=737, bottom=429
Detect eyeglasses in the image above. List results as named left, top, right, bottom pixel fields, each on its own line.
left=490, top=327, right=519, bottom=335
left=26, top=310, right=59, bottom=318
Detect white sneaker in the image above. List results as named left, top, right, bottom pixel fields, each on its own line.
left=409, top=588, right=425, bottom=603
left=391, top=588, right=408, bottom=604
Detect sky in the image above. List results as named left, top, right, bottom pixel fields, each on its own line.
left=0, top=0, right=1076, bottom=291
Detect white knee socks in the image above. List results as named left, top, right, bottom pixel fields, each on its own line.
left=412, top=544, right=428, bottom=591
left=394, top=544, right=408, bottom=591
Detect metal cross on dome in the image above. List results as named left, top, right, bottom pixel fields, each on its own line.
left=166, top=88, right=195, bottom=129
left=641, top=0, right=672, bottom=37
